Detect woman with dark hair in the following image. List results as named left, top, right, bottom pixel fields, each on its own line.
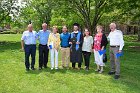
left=93, top=25, right=108, bottom=73
left=82, top=28, right=93, bottom=71
left=69, top=23, right=83, bottom=70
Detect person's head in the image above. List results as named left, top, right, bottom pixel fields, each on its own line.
left=110, top=23, right=116, bottom=31
left=96, top=25, right=103, bottom=33
left=52, top=26, right=58, bottom=34
left=28, top=24, right=33, bottom=32
left=73, top=23, right=79, bottom=31
left=62, top=26, right=68, bottom=33
left=42, top=23, right=47, bottom=31
left=84, top=28, right=90, bottom=36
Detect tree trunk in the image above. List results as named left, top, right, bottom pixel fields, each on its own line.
left=138, top=20, right=140, bottom=41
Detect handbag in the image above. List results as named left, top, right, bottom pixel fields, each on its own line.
left=103, top=53, right=107, bottom=63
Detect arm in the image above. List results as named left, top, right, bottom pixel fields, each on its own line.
left=119, top=32, right=124, bottom=51
left=21, top=40, right=24, bottom=51
left=21, top=32, right=25, bottom=51
left=78, top=33, right=83, bottom=46
left=101, top=34, right=108, bottom=50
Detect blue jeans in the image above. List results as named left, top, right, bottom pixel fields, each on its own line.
left=24, top=45, right=36, bottom=69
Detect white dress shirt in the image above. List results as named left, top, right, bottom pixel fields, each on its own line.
left=21, top=31, right=38, bottom=45
left=82, top=36, right=93, bottom=52
left=108, top=29, right=124, bottom=50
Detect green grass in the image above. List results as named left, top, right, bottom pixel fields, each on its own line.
left=0, top=34, right=140, bottom=93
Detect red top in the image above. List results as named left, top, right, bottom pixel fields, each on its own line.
left=93, top=33, right=102, bottom=51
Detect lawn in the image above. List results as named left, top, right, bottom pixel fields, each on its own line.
left=0, top=34, right=140, bottom=93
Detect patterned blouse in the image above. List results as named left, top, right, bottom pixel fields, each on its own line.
left=93, top=33, right=103, bottom=51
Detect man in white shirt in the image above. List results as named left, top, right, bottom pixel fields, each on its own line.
left=21, top=24, right=38, bottom=71
left=108, top=23, right=124, bottom=79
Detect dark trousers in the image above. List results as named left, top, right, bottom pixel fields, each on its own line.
left=24, top=45, right=36, bottom=69
left=39, top=44, right=49, bottom=68
left=82, top=51, right=91, bottom=68
left=72, top=63, right=82, bottom=68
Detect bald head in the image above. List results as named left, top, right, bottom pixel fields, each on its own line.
left=110, top=23, right=116, bottom=31
left=42, top=23, right=47, bottom=31
left=28, top=24, right=33, bottom=32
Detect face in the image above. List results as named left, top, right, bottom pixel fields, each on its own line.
left=73, top=26, right=78, bottom=31
left=84, top=29, right=90, bottom=36
left=28, top=25, right=33, bottom=32
left=42, top=24, right=47, bottom=31
left=96, top=27, right=102, bottom=33
left=53, top=27, right=57, bottom=33
left=110, top=24, right=116, bottom=31
left=62, top=26, right=67, bottom=33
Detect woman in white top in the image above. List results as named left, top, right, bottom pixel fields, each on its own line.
left=82, top=28, right=93, bottom=71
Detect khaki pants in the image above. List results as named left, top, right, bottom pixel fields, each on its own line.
left=61, top=47, right=70, bottom=67
left=110, top=47, right=120, bottom=75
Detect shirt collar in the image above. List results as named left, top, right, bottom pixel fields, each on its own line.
left=74, top=31, right=78, bottom=33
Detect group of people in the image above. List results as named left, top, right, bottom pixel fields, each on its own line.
left=21, top=22, right=124, bottom=79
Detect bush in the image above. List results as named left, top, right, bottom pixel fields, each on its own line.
left=0, top=31, right=17, bottom=34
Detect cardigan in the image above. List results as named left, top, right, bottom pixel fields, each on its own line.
left=48, top=33, right=60, bottom=49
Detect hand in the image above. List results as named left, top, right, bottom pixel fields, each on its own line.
left=101, top=46, right=104, bottom=50
left=101, top=48, right=104, bottom=50
left=69, top=42, right=72, bottom=44
left=21, top=47, right=24, bottom=52
left=118, top=50, right=122, bottom=53
left=76, top=42, right=80, bottom=44
left=92, top=49, right=94, bottom=52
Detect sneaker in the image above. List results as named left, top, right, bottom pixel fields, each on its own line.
left=95, top=69, right=100, bottom=72
left=85, top=67, right=89, bottom=71
left=99, top=70, right=104, bottom=74
left=51, top=68, right=54, bottom=70
left=55, top=67, right=58, bottom=70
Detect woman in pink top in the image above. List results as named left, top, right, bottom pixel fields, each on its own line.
left=93, top=25, right=108, bottom=73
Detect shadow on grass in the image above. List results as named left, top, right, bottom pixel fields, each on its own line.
left=0, top=41, right=21, bottom=52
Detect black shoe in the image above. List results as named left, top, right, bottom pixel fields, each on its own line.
left=114, top=75, right=120, bottom=79
left=108, top=71, right=115, bottom=75
left=26, top=68, right=30, bottom=71
left=39, top=67, right=42, bottom=70
left=44, top=65, right=47, bottom=68
left=31, top=67, right=35, bottom=70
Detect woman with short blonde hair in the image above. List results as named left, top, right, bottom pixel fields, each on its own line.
left=48, top=26, right=60, bottom=70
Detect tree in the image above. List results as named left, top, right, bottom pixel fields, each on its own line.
left=0, top=0, right=20, bottom=26
left=58, top=0, right=115, bottom=34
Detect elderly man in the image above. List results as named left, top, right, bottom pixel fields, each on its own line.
left=21, top=24, right=38, bottom=71
left=108, top=23, right=124, bottom=79
left=37, top=23, right=50, bottom=70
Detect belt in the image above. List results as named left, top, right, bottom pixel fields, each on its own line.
left=39, top=44, right=48, bottom=46
left=110, top=45, right=120, bottom=47
left=61, top=46, right=70, bottom=48
left=25, top=44, right=36, bottom=46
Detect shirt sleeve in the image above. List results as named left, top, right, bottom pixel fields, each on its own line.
left=91, top=36, right=93, bottom=45
left=21, top=32, right=25, bottom=40
left=119, top=32, right=124, bottom=50
left=35, top=32, right=38, bottom=39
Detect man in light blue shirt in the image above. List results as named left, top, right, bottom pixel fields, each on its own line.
left=21, top=24, right=38, bottom=71
left=37, top=23, right=50, bottom=70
